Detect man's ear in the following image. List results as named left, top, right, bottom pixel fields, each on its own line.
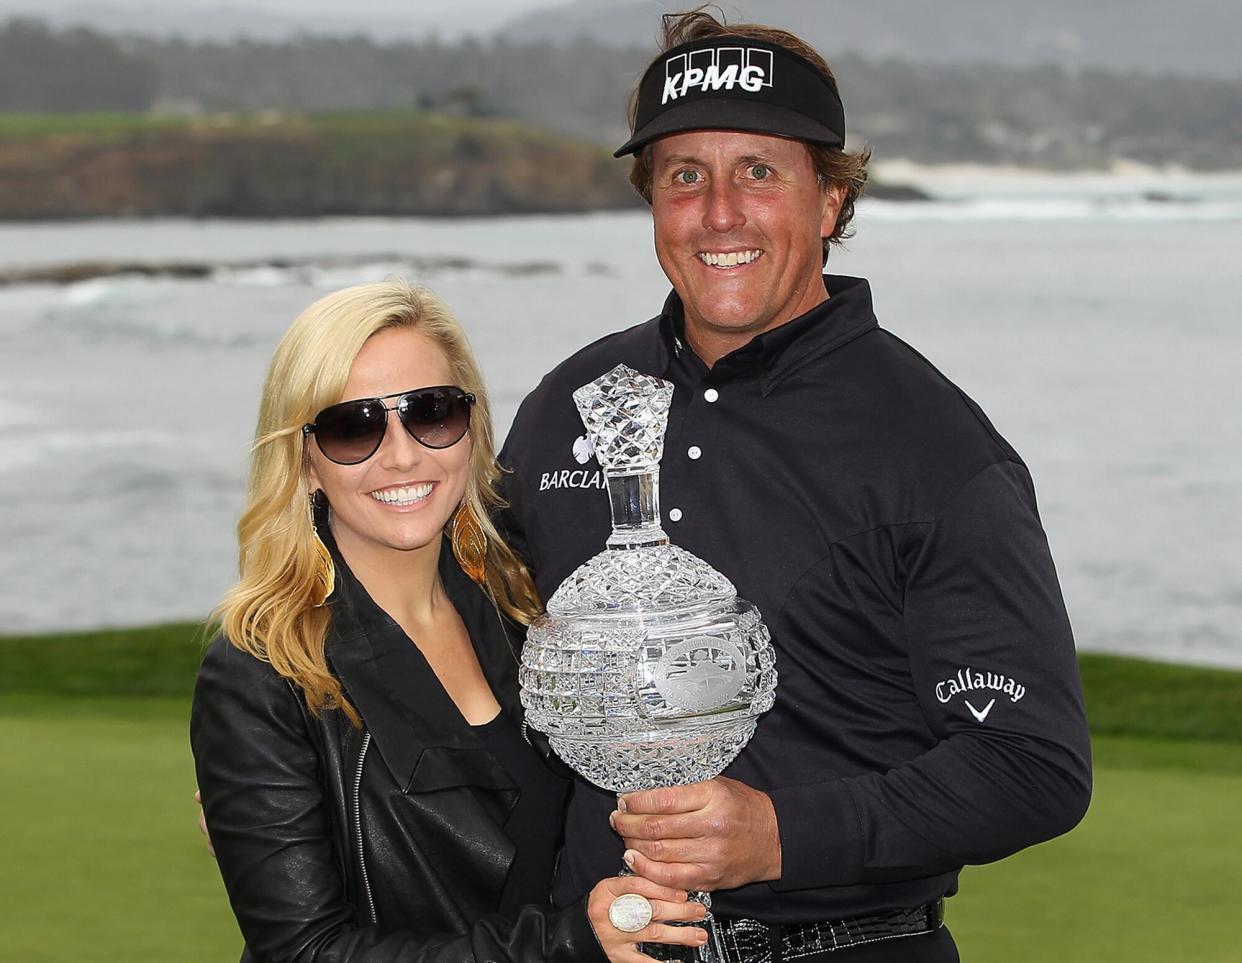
left=819, top=182, right=847, bottom=241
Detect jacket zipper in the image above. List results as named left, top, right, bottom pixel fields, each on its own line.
left=353, top=730, right=378, bottom=925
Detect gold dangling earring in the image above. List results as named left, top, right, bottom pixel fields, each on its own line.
left=309, top=491, right=335, bottom=607
left=450, top=501, right=488, bottom=585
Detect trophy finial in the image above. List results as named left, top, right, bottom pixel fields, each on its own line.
left=573, top=364, right=674, bottom=474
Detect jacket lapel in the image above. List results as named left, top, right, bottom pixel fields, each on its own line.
left=323, top=534, right=520, bottom=798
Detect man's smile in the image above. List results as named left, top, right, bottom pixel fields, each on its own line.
left=697, top=249, right=764, bottom=268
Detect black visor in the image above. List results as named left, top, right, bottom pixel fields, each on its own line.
left=615, top=36, right=846, bottom=157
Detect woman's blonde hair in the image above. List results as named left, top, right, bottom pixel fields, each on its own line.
left=214, top=280, right=540, bottom=725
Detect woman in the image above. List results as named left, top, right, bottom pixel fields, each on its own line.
left=191, top=281, right=706, bottom=962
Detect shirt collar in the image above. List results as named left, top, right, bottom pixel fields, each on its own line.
left=656, top=274, right=880, bottom=394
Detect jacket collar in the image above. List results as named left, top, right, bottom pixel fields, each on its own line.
left=657, top=274, right=879, bottom=394
left=317, top=517, right=522, bottom=795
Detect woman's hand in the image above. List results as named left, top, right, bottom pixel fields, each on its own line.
left=194, top=790, right=215, bottom=857
left=586, top=875, right=708, bottom=963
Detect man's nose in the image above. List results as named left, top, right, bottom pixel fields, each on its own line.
left=702, top=179, right=746, bottom=233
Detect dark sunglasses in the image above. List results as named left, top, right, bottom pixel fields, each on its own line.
left=303, top=385, right=475, bottom=465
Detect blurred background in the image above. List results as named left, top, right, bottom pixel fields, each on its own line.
left=0, top=2, right=1239, bottom=960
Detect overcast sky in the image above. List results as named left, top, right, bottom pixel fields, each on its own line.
left=0, top=0, right=640, bottom=39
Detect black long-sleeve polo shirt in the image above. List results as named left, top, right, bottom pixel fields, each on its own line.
left=498, top=275, right=1092, bottom=924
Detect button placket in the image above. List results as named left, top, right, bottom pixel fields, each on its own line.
left=684, top=381, right=722, bottom=467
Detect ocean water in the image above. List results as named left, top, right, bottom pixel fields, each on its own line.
left=1, top=186, right=1239, bottom=668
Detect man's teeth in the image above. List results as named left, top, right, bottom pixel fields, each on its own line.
left=698, top=250, right=762, bottom=267
left=371, top=483, right=433, bottom=506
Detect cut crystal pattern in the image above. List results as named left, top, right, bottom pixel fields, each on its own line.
left=573, top=365, right=674, bottom=472
left=547, top=543, right=735, bottom=614
left=520, top=363, right=778, bottom=796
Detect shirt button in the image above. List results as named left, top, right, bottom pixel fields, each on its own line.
left=668, top=508, right=683, bottom=522
left=687, top=446, right=702, bottom=460
left=704, top=388, right=719, bottom=403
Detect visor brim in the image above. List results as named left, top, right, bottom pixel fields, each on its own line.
left=614, top=99, right=845, bottom=158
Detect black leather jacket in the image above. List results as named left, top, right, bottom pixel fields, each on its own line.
left=191, top=536, right=606, bottom=963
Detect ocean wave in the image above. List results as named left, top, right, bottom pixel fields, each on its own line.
left=0, top=253, right=564, bottom=288
left=0, top=396, right=40, bottom=429
left=861, top=195, right=1242, bottom=222
left=48, top=307, right=267, bottom=348
left=0, top=429, right=181, bottom=475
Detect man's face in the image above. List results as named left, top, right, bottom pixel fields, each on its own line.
left=649, top=129, right=844, bottom=354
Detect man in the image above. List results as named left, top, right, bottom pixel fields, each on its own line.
left=499, top=10, right=1092, bottom=962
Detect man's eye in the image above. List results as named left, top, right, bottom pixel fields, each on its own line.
left=749, top=164, right=771, bottom=179
left=675, top=170, right=700, bottom=185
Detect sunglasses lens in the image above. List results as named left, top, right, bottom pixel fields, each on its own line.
left=399, top=388, right=471, bottom=449
left=313, top=400, right=388, bottom=465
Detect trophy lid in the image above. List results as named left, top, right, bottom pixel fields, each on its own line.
left=573, top=364, right=673, bottom=474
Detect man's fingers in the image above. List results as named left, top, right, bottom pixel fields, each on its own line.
left=620, top=781, right=712, bottom=816
left=612, top=809, right=704, bottom=842
left=622, top=834, right=702, bottom=864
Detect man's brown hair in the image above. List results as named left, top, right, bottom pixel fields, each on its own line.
left=627, top=7, right=870, bottom=255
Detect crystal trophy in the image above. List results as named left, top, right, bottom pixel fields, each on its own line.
left=520, top=364, right=778, bottom=963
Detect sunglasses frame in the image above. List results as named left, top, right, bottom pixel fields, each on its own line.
left=303, top=385, right=476, bottom=465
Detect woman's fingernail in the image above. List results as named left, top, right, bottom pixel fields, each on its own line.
left=609, top=810, right=619, bottom=830
left=623, top=849, right=636, bottom=868
left=617, top=796, right=627, bottom=813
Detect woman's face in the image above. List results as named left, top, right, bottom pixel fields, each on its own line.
left=306, top=326, right=472, bottom=566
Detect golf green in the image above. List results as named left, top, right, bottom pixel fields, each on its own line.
left=3, top=700, right=1240, bottom=961
left=2, top=628, right=1240, bottom=960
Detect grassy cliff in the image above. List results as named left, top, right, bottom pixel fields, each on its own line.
left=0, top=110, right=643, bottom=219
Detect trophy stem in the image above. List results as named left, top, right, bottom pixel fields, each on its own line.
left=688, top=890, right=724, bottom=963
left=605, top=469, right=669, bottom=550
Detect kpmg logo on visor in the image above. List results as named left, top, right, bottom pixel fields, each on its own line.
left=662, top=46, right=774, bottom=104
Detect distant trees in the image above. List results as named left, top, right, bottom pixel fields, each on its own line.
left=0, top=20, right=157, bottom=111
left=2, top=18, right=1240, bottom=170
left=834, top=55, right=1242, bottom=169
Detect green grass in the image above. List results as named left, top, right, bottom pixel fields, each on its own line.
left=2, top=626, right=1240, bottom=960
left=0, top=621, right=209, bottom=698
left=0, top=111, right=194, bottom=139
left=0, top=697, right=241, bottom=962
left=953, top=737, right=1242, bottom=962
left=0, top=109, right=591, bottom=154
left=1079, top=651, right=1242, bottom=742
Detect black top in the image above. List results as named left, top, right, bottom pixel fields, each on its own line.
left=499, top=275, right=1092, bottom=924
left=191, top=523, right=597, bottom=962
left=474, top=712, right=569, bottom=917
left=322, top=525, right=570, bottom=919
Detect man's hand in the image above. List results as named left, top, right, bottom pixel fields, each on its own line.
left=610, top=776, right=781, bottom=892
